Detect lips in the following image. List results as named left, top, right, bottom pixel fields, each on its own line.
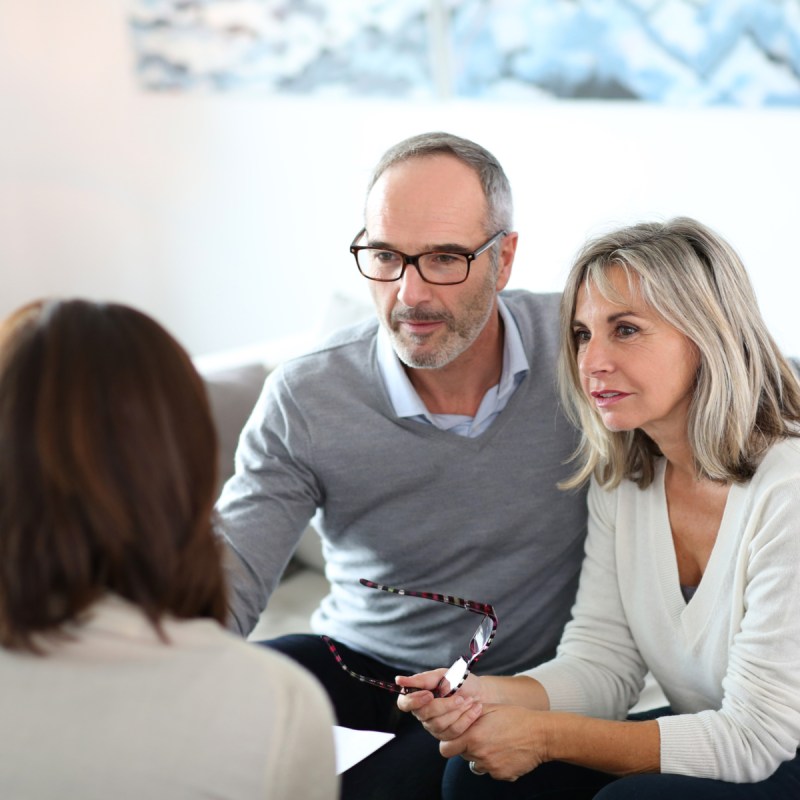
left=590, top=390, right=630, bottom=408
left=401, top=319, right=443, bottom=334
left=393, top=312, right=446, bottom=324
left=391, top=310, right=450, bottom=336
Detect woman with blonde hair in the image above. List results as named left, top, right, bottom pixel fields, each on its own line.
left=0, top=299, right=337, bottom=799
left=397, top=218, right=800, bottom=798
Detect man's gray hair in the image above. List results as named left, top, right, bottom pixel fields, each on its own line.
left=366, top=132, right=513, bottom=234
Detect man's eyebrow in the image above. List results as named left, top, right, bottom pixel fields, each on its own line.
left=364, top=239, right=392, bottom=250
left=366, top=239, right=472, bottom=254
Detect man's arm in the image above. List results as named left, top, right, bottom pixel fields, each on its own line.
left=216, top=367, right=322, bottom=636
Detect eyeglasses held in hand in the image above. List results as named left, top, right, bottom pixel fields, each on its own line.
left=350, top=229, right=507, bottom=285
left=322, top=578, right=498, bottom=698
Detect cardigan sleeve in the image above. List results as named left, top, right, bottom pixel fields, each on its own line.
left=657, top=476, right=800, bottom=782
left=525, top=479, right=649, bottom=718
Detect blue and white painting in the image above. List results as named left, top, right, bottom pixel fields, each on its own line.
left=130, top=0, right=800, bottom=106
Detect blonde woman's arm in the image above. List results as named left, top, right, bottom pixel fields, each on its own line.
left=439, top=704, right=659, bottom=781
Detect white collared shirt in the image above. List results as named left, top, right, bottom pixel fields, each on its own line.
left=376, top=297, right=529, bottom=437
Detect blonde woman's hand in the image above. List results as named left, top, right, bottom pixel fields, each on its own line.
left=440, top=704, right=550, bottom=782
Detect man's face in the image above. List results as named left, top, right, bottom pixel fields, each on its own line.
left=364, top=155, right=513, bottom=370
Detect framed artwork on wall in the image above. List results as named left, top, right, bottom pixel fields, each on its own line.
left=130, top=0, right=800, bottom=105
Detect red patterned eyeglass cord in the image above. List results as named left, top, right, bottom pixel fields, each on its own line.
left=322, top=578, right=498, bottom=698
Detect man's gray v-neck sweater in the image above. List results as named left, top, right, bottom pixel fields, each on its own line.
left=219, top=290, right=588, bottom=675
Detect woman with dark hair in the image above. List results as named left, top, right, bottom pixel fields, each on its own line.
left=397, top=218, right=800, bottom=799
left=0, top=299, right=336, bottom=799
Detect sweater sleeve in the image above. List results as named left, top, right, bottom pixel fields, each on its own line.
left=217, top=365, right=322, bottom=636
left=525, top=479, right=649, bottom=718
left=657, top=477, right=800, bottom=782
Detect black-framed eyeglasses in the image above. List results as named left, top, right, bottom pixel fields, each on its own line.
left=350, top=229, right=507, bottom=285
left=322, top=578, right=498, bottom=698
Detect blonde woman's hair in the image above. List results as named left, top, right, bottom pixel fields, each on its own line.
left=558, top=217, right=800, bottom=490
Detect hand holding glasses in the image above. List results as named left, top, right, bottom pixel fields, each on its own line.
left=323, top=578, right=498, bottom=698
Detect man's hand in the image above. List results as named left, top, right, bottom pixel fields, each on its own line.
left=396, top=670, right=484, bottom=740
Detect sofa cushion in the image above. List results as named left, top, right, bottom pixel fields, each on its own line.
left=202, top=361, right=268, bottom=495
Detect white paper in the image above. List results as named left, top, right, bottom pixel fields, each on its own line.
left=333, top=725, right=395, bottom=775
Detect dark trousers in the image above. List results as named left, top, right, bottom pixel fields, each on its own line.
left=260, top=633, right=446, bottom=800
left=443, top=757, right=800, bottom=799
left=442, top=708, right=800, bottom=800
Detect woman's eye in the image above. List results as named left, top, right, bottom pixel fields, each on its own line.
left=616, top=325, right=638, bottom=337
left=573, top=329, right=590, bottom=344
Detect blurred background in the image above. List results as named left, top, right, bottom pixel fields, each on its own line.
left=2, top=0, right=799, bottom=357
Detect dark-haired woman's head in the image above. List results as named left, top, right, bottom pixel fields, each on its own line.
left=0, top=299, right=226, bottom=650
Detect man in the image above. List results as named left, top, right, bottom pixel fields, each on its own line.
left=218, top=132, right=588, bottom=799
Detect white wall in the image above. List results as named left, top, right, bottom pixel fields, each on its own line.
left=2, top=0, right=799, bottom=356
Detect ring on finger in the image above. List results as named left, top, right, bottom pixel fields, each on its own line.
left=468, top=760, right=485, bottom=776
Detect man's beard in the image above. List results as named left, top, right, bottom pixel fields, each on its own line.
left=387, top=276, right=496, bottom=370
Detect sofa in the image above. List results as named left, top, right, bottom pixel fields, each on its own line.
left=197, top=294, right=667, bottom=710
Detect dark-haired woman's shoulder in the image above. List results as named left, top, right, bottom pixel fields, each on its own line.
left=161, top=615, right=339, bottom=798
left=0, top=598, right=338, bottom=800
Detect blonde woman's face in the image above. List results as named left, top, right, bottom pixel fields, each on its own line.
left=572, top=266, right=699, bottom=448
